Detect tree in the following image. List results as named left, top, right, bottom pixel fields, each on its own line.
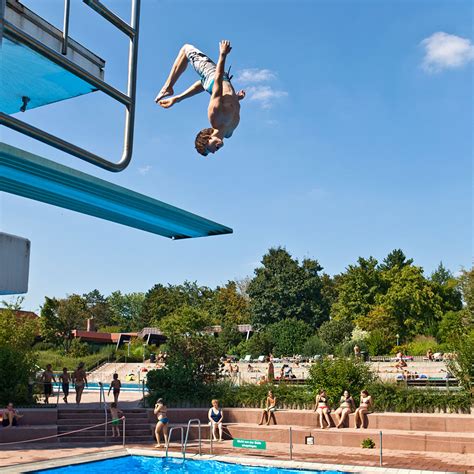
left=302, top=334, right=329, bottom=357
left=331, top=257, right=382, bottom=323
left=159, top=305, right=212, bottom=337
left=248, top=247, right=329, bottom=328
left=107, top=291, right=145, bottom=331
left=210, top=281, right=250, bottom=326
left=318, top=318, right=354, bottom=349
left=139, top=281, right=214, bottom=328
left=266, top=318, right=313, bottom=356
left=458, top=267, right=474, bottom=323
left=0, top=309, right=38, bottom=405
left=378, top=249, right=413, bottom=272
left=82, top=290, right=112, bottom=329
left=39, top=295, right=88, bottom=352
left=430, top=263, right=462, bottom=314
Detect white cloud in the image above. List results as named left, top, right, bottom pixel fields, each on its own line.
left=246, top=86, right=288, bottom=109
left=421, top=32, right=474, bottom=72
left=235, top=68, right=276, bottom=83
left=138, top=165, right=152, bottom=175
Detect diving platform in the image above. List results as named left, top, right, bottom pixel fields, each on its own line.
left=0, top=144, right=233, bottom=239
left=2, top=0, right=105, bottom=114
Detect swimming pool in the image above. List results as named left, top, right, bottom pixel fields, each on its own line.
left=34, top=455, right=348, bottom=473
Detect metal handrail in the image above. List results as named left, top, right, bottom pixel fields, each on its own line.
left=0, top=0, right=141, bottom=172
left=183, top=418, right=202, bottom=459
left=98, top=382, right=107, bottom=441
left=165, top=426, right=184, bottom=459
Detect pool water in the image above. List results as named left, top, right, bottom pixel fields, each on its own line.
left=34, top=455, right=348, bottom=473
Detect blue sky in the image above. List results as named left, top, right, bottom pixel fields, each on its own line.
left=1, top=0, right=472, bottom=311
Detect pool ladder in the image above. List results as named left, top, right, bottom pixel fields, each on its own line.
left=165, top=418, right=202, bottom=460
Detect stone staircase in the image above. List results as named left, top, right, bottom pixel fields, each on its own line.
left=57, top=408, right=153, bottom=444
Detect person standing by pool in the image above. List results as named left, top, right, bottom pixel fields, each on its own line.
left=72, top=362, right=88, bottom=405
left=267, top=358, right=275, bottom=382
left=40, top=364, right=56, bottom=404
left=258, top=390, right=277, bottom=426
left=1, top=402, right=23, bottom=427
left=354, top=390, right=373, bottom=429
left=58, top=367, right=70, bottom=404
left=108, top=373, right=121, bottom=404
left=109, top=402, right=124, bottom=438
left=208, top=399, right=224, bottom=442
left=154, top=398, right=169, bottom=448
left=334, top=390, right=355, bottom=428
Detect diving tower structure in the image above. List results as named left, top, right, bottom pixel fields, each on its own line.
left=0, top=0, right=233, bottom=241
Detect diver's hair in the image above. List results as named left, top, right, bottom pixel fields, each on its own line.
left=195, top=128, right=214, bottom=156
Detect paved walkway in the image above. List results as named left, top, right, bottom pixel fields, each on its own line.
left=0, top=440, right=472, bottom=473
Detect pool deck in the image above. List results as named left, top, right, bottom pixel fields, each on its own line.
left=0, top=441, right=472, bottom=473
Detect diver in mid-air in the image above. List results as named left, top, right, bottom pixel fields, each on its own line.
left=155, top=40, right=245, bottom=156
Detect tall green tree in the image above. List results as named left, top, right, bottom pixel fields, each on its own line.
left=107, top=291, right=145, bottom=331
left=139, top=281, right=214, bottom=328
left=0, top=309, right=38, bottom=404
left=82, top=289, right=112, bottom=329
left=40, top=295, right=88, bottom=352
left=248, top=247, right=329, bottom=328
left=331, top=257, right=382, bottom=323
left=266, top=318, right=313, bottom=356
left=378, top=249, right=413, bottom=271
left=209, top=281, right=250, bottom=326
left=430, top=263, right=463, bottom=314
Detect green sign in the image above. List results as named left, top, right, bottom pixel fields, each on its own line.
left=233, top=438, right=267, bottom=450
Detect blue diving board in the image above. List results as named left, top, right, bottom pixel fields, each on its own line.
left=1, top=37, right=99, bottom=115
left=0, top=144, right=233, bottom=239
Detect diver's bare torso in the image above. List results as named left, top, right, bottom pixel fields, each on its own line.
left=209, top=83, right=240, bottom=138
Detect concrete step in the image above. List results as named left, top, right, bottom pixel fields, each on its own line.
left=58, top=435, right=152, bottom=443
left=224, top=423, right=474, bottom=454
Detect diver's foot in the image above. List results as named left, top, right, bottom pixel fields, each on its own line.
left=154, top=444, right=162, bottom=448
left=154, top=86, right=173, bottom=103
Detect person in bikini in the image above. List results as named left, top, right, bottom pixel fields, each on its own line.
left=334, top=390, right=356, bottom=428
left=208, top=399, right=224, bottom=442
left=314, top=390, right=333, bottom=429
left=153, top=398, right=169, bottom=448
left=1, top=402, right=23, bottom=427
left=354, top=389, right=373, bottom=429
left=108, top=373, right=121, bottom=404
left=72, top=362, right=88, bottom=405
left=155, top=40, right=245, bottom=156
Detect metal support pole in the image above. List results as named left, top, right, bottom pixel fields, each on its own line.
left=210, top=429, right=213, bottom=455
left=122, top=417, right=126, bottom=447
left=379, top=431, right=383, bottom=466
left=289, top=427, right=293, bottom=460
left=62, top=0, right=71, bottom=54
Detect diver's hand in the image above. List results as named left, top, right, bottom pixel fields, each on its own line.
left=219, top=40, right=232, bottom=56
left=159, top=97, right=178, bottom=109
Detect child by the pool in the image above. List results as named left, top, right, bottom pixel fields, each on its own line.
left=109, top=402, right=124, bottom=438
left=108, top=373, right=121, bottom=404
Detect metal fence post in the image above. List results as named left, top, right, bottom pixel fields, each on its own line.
left=289, top=426, right=293, bottom=460
left=123, top=416, right=126, bottom=447
left=379, top=431, right=383, bottom=466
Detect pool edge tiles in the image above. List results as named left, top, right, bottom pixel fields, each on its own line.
left=5, top=449, right=462, bottom=474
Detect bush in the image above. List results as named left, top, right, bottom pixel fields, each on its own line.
left=318, top=319, right=354, bottom=349
left=366, top=329, right=393, bottom=356
left=266, top=318, right=312, bottom=356
left=36, top=346, right=115, bottom=371
left=235, top=332, right=273, bottom=358
left=336, top=339, right=368, bottom=358
left=361, top=438, right=375, bottom=449
left=308, top=357, right=376, bottom=405
left=368, top=382, right=471, bottom=413
left=406, top=335, right=439, bottom=356
left=68, top=338, right=91, bottom=358
left=302, top=335, right=329, bottom=357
